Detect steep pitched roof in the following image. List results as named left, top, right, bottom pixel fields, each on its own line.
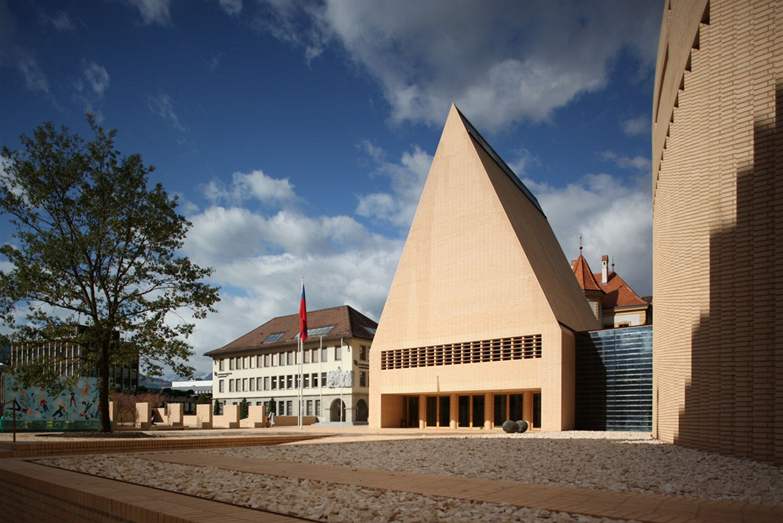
left=594, top=272, right=648, bottom=309
left=571, top=254, right=603, bottom=292
left=204, top=305, right=377, bottom=357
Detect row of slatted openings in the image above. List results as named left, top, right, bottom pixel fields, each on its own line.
left=380, top=334, right=542, bottom=370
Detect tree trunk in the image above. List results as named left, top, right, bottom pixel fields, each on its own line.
left=99, top=340, right=112, bottom=432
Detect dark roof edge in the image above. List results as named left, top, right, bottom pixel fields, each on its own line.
left=204, top=333, right=374, bottom=358
left=455, top=106, right=546, bottom=217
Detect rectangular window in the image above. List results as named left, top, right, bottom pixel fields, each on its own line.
left=286, top=400, right=292, bottom=416
left=242, top=378, right=247, bottom=392
left=229, top=358, right=234, bottom=370
left=306, top=400, right=312, bottom=416
left=219, top=359, right=225, bottom=371
left=249, top=378, right=255, bottom=392
left=256, top=377, right=262, bottom=391
left=219, top=379, right=224, bottom=393
left=360, top=371, right=366, bottom=387
left=321, top=372, right=327, bottom=387
left=278, top=401, right=285, bottom=415
left=312, top=373, right=318, bottom=387
left=263, top=354, right=269, bottom=367
left=304, top=350, right=310, bottom=364
left=264, top=376, right=269, bottom=390
left=287, top=375, right=293, bottom=389
left=304, top=374, right=310, bottom=388
left=312, top=348, right=319, bottom=363
left=271, top=376, right=277, bottom=390
left=287, top=351, right=293, bottom=366
left=438, top=396, right=450, bottom=427
left=272, top=353, right=277, bottom=366
left=360, top=346, right=367, bottom=361
left=229, top=380, right=234, bottom=393
left=335, top=346, right=341, bottom=361
left=315, top=399, right=320, bottom=417
left=321, top=347, right=327, bottom=362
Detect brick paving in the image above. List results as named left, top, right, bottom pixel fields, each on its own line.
left=0, top=458, right=306, bottom=522
left=141, top=451, right=783, bottom=523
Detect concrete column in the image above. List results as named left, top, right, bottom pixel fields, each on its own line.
left=523, top=391, right=533, bottom=425
left=484, top=392, right=493, bottom=429
left=419, top=394, right=427, bottom=429
left=449, top=394, right=458, bottom=429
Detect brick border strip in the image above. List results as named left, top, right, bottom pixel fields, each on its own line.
left=144, top=452, right=783, bottom=523
left=0, top=434, right=328, bottom=458
left=0, top=459, right=306, bottom=522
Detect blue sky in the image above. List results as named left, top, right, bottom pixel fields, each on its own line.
left=0, top=0, right=661, bottom=375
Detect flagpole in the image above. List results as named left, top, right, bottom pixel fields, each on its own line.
left=298, top=335, right=303, bottom=429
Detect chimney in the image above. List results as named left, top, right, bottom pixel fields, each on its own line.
left=601, top=255, right=609, bottom=284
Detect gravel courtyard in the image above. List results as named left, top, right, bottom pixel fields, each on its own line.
left=211, top=431, right=783, bottom=505
left=39, top=454, right=625, bottom=523
left=37, top=431, right=783, bottom=522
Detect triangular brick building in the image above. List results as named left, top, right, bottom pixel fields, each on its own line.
left=369, top=105, right=599, bottom=431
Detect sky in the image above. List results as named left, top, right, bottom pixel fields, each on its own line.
left=0, top=0, right=661, bottom=377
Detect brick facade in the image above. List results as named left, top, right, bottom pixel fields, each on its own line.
left=652, top=0, right=783, bottom=462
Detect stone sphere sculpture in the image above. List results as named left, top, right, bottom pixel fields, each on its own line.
left=501, top=419, right=518, bottom=433
left=516, top=419, right=529, bottom=433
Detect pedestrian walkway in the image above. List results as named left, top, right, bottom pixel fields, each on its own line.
left=142, top=451, right=783, bottom=523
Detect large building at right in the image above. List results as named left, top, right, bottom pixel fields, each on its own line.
left=652, top=0, right=782, bottom=462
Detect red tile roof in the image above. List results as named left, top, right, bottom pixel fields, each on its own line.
left=593, top=271, right=649, bottom=309
left=204, top=305, right=377, bottom=357
left=570, top=254, right=603, bottom=292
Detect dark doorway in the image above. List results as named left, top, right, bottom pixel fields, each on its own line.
left=472, top=395, right=485, bottom=427
left=329, top=399, right=345, bottom=422
left=493, top=394, right=507, bottom=425
left=458, top=396, right=470, bottom=427
left=533, top=393, right=541, bottom=428
left=355, top=399, right=368, bottom=422
left=509, top=394, right=523, bottom=420
left=426, top=396, right=437, bottom=427
left=404, top=396, right=419, bottom=428
left=438, top=396, right=450, bottom=427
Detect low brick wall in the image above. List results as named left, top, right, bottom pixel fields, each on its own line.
left=0, top=434, right=327, bottom=458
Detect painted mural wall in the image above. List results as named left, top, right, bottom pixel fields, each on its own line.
left=1, top=375, right=101, bottom=431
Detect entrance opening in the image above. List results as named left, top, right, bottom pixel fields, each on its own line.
left=493, top=394, right=507, bottom=425
left=509, top=394, right=523, bottom=420
left=426, top=396, right=437, bottom=427
left=355, top=399, right=368, bottom=422
left=404, top=396, right=419, bottom=427
left=438, top=396, right=450, bottom=427
left=329, top=399, right=346, bottom=422
left=472, top=395, right=485, bottom=427
left=533, top=392, right=541, bottom=428
left=458, top=396, right=470, bottom=427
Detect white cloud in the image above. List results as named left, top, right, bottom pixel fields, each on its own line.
left=601, top=150, right=651, bottom=172
left=16, top=55, right=48, bottom=93
left=355, top=144, right=432, bottom=227
left=217, top=0, right=242, bottom=16
left=83, top=62, right=110, bottom=96
left=147, top=93, right=186, bottom=131
left=525, top=173, right=651, bottom=296
left=127, top=0, right=171, bottom=26
left=256, top=0, right=661, bottom=130
left=42, top=11, right=75, bottom=31
left=204, top=170, right=296, bottom=206
left=181, top=184, right=401, bottom=374
left=622, top=115, right=648, bottom=136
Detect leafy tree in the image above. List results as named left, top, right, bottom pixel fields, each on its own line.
left=0, top=117, right=220, bottom=432
left=213, top=399, right=221, bottom=416
left=239, top=398, right=249, bottom=419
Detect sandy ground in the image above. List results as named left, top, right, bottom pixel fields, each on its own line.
left=209, top=431, right=783, bottom=505
left=40, top=454, right=628, bottom=523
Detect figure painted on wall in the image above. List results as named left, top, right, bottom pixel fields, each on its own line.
left=1, top=376, right=100, bottom=427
